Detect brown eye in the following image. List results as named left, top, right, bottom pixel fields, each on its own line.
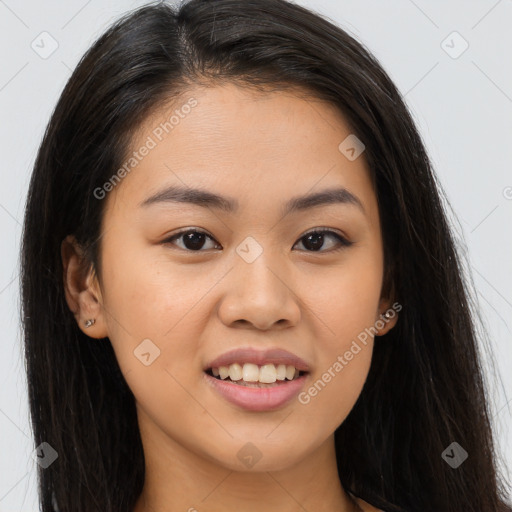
left=163, top=229, right=220, bottom=251
left=294, top=229, right=353, bottom=252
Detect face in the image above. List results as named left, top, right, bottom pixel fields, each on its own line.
left=65, top=82, right=397, bottom=473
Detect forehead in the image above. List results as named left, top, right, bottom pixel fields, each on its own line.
left=104, top=83, right=376, bottom=220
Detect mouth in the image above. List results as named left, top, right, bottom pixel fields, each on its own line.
left=202, top=347, right=311, bottom=410
left=204, top=363, right=309, bottom=388
left=203, top=364, right=310, bottom=411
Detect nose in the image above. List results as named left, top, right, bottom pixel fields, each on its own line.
left=217, top=252, right=301, bottom=330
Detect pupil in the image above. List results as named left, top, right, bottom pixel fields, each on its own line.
left=184, top=231, right=205, bottom=250
left=305, top=232, right=323, bottom=251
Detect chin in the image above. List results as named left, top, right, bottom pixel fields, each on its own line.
left=203, top=442, right=304, bottom=473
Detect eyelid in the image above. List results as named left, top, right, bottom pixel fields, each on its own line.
left=300, top=226, right=348, bottom=240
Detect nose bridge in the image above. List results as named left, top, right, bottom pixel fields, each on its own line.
left=234, top=238, right=286, bottom=301
left=217, top=235, right=301, bottom=329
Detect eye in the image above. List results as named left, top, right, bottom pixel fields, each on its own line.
left=293, top=229, right=353, bottom=253
left=162, top=227, right=352, bottom=253
left=162, top=228, right=220, bottom=251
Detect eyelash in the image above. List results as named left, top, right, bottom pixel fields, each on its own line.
left=162, top=227, right=353, bottom=253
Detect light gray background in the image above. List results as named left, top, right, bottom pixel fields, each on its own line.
left=1, top=0, right=511, bottom=509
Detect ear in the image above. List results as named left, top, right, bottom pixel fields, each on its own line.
left=61, top=235, right=108, bottom=339
left=375, top=293, right=400, bottom=336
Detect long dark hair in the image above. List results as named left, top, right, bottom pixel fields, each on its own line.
left=20, top=1, right=511, bottom=511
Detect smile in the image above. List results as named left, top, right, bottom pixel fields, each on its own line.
left=204, top=365, right=310, bottom=411
left=206, top=362, right=305, bottom=384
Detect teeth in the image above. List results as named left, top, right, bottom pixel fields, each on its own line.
left=259, top=364, right=277, bottom=383
left=286, top=365, right=296, bottom=380
left=242, top=363, right=260, bottom=382
left=213, top=363, right=302, bottom=383
left=228, top=363, right=243, bottom=381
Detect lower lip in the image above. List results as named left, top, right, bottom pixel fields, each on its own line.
left=204, top=372, right=308, bottom=412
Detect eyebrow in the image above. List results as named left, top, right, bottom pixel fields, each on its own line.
left=139, top=185, right=365, bottom=216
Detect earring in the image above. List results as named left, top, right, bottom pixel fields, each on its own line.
left=84, top=318, right=96, bottom=328
left=382, top=311, right=393, bottom=320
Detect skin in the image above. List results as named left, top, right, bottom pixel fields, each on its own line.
left=62, top=83, right=397, bottom=512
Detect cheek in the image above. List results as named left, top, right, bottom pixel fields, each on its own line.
left=294, top=248, right=382, bottom=422
left=292, top=313, right=375, bottom=440
left=102, top=242, right=209, bottom=327
left=99, top=244, right=214, bottom=377
left=308, top=245, right=383, bottom=343
left=99, top=250, right=209, bottom=432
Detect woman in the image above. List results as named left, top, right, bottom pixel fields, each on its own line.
left=20, top=1, right=511, bottom=511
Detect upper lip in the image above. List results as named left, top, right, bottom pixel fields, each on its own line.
left=204, top=347, right=311, bottom=372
